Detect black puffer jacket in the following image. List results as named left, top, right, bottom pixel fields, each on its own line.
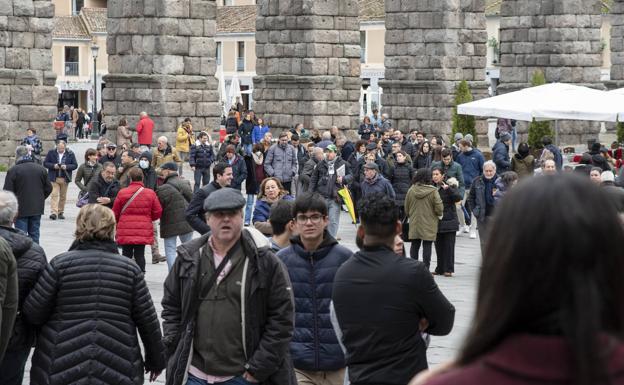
left=390, top=162, right=414, bottom=208
left=437, top=185, right=462, bottom=233
left=0, top=226, right=47, bottom=350
left=162, top=228, right=296, bottom=385
left=157, top=173, right=194, bottom=238
left=185, top=181, right=221, bottom=234
left=23, top=240, right=165, bottom=385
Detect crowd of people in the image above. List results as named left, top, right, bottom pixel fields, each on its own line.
left=1, top=109, right=624, bottom=385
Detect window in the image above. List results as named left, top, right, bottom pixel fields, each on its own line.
left=360, top=31, right=367, bottom=64
left=216, top=42, right=222, bottom=66
left=72, top=0, right=84, bottom=15
left=64, top=47, right=79, bottom=76
left=224, top=0, right=233, bottom=5
left=237, top=41, right=245, bottom=72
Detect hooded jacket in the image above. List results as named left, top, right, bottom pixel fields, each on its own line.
left=157, top=173, right=194, bottom=239
left=276, top=232, right=351, bottom=372
left=0, top=226, right=47, bottom=350
left=189, top=142, right=215, bottom=169
left=492, top=140, right=511, bottom=174
left=161, top=228, right=296, bottom=385
left=265, top=143, right=298, bottom=183
left=511, top=153, right=535, bottom=179
left=23, top=239, right=165, bottom=385
left=390, top=162, right=414, bottom=207
left=405, top=184, right=443, bottom=241
left=437, top=185, right=463, bottom=233
left=239, top=118, right=254, bottom=145
left=456, top=149, right=485, bottom=189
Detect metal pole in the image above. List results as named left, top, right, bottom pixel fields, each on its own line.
left=91, top=55, right=99, bottom=139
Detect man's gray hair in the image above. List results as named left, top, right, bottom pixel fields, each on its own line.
left=158, top=136, right=168, bottom=143
left=0, top=190, right=18, bottom=226
left=15, top=145, right=28, bottom=158
left=321, top=131, right=331, bottom=140
left=483, top=160, right=497, bottom=171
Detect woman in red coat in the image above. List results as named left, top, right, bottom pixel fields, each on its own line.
left=414, top=175, right=624, bottom=385
left=112, top=167, right=162, bottom=272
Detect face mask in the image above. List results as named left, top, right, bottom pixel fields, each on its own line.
left=139, top=160, right=149, bottom=169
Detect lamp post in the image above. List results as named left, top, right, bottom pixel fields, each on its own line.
left=90, top=43, right=100, bottom=139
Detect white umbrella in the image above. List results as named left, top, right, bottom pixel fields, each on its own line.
left=215, top=67, right=229, bottom=116
left=228, top=76, right=242, bottom=108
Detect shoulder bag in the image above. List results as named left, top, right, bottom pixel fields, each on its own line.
left=121, top=187, right=144, bottom=215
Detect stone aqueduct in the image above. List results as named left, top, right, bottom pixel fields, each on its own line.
left=0, top=0, right=621, bottom=162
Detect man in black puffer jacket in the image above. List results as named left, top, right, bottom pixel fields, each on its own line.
left=0, top=193, right=47, bottom=385
left=277, top=193, right=352, bottom=384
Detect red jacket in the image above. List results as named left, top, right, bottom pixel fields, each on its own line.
left=136, top=116, right=154, bottom=146
left=425, top=334, right=624, bottom=385
left=113, top=181, right=162, bottom=245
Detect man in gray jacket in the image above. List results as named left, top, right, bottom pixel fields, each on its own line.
left=0, top=192, right=18, bottom=363
left=264, top=132, right=298, bottom=193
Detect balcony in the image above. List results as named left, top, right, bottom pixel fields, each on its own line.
left=65, top=62, right=79, bottom=76
left=236, top=57, right=245, bottom=72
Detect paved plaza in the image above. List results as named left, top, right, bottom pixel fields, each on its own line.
left=1, top=140, right=481, bottom=384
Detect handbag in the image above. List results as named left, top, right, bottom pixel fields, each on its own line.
left=76, top=191, right=89, bottom=208
left=401, top=216, right=410, bottom=241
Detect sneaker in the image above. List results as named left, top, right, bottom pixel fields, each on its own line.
left=49, top=214, right=57, bottom=220
left=152, top=254, right=166, bottom=264
left=469, top=230, right=477, bottom=239
left=463, top=225, right=470, bottom=233
left=58, top=213, right=65, bottom=220
left=456, top=231, right=462, bottom=236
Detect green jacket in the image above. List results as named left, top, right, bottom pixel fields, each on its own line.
left=405, top=184, right=443, bottom=241
left=0, top=237, right=18, bottom=362
left=431, top=160, right=465, bottom=197
left=157, top=173, right=194, bottom=238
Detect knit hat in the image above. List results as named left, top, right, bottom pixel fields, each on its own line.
left=601, top=171, right=615, bottom=183
left=139, top=151, right=153, bottom=162
left=464, top=134, right=474, bottom=144
left=160, top=162, right=177, bottom=171
left=454, top=133, right=463, bottom=141
left=325, top=144, right=338, bottom=153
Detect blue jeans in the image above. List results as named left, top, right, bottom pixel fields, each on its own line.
left=245, top=194, right=255, bottom=225
left=194, top=168, right=211, bottom=192
left=164, top=232, right=194, bottom=270
left=14, top=215, right=41, bottom=244
left=326, top=199, right=341, bottom=238
left=243, top=143, right=252, bottom=156
left=186, top=374, right=255, bottom=385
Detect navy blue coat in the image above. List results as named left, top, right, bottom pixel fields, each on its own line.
left=492, top=140, right=511, bottom=173
left=228, top=154, right=247, bottom=190
left=189, top=143, right=214, bottom=169
left=277, top=233, right=352, bottom=371
left=252, top=195, right=294, bottom=224
left=456, top=149, right=485, bottom=189
left=43, top=149, right=78, bottom=182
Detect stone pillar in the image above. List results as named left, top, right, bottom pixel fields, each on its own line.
left=253, top=0, right=361, bottom=132
left=379, top=0, right=488, bottom=137
left=0, top=0, right=58, bottom=164
left=498, top=0, right=603, bottom=145
left=611, top=1, right=624, bottom=82
left=103, top=0, right=220, bottom=142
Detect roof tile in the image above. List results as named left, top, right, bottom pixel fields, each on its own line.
left=53, top=15, right=90, bottom=39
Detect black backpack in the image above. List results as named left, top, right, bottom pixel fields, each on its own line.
left=225, top=117, right=238, bottom=134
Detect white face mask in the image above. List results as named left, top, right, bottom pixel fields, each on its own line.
left=139, top=160, right=149, bottom=169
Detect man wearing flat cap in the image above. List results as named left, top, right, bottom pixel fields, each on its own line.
left=162, top=188, right=296, bottom=385
left=360, top=162, right=395, bottom=200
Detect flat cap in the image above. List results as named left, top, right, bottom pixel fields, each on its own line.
left=203, top=188, right=246, bottom=212
left=160, top=162, right=177, bottom=171
left=366, top=142, right=377, bottom=151
left=363, top=162, right=379, bottom=171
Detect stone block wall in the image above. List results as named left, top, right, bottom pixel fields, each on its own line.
left=611, top=0, right=624, bottom=81
left=498, top=0, right=603, bottom=145
left=253, top=0, right=361, bottom=132
left=499, top=0, right=603, bottom=89
left=379, top=0, right=488, bottom=137
left=0, top=0, right=57, bottom=165
left=103, top=0, right=220, bottom=142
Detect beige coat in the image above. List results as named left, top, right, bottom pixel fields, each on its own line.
left=116, top=125, right=133, bottom=146
left=404, top=184, right=443, bottom=241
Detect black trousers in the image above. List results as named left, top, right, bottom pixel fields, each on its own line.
left=0, top=347, right=30, bottom=385
left=434, top=232, right=456, bottom=274
left=282, top=181, right=292, bottom=194
left=477, top=217, right=491, bottom=255
left=121, top=244, right=146, bottom=272
left=410, top=239, right=433, bottom=268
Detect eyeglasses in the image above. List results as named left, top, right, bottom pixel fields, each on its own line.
left=295, top=214, right=324, bottom=224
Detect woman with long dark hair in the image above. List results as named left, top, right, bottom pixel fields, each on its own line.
left=415, top=174, right=624, bottom=385
left=431, top=166, right=461, bottom=277
left=404, top=168, right=443, bottom=269
left=414, top=141, right=432, bottom=170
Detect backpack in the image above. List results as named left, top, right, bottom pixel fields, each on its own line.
left=225, top=117, right=238, bottom=134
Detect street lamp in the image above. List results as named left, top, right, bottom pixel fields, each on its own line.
left=90, top=43, right=100, bottom=139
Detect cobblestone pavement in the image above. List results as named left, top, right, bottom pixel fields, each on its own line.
left=1, top=140, right=481, bottom=384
